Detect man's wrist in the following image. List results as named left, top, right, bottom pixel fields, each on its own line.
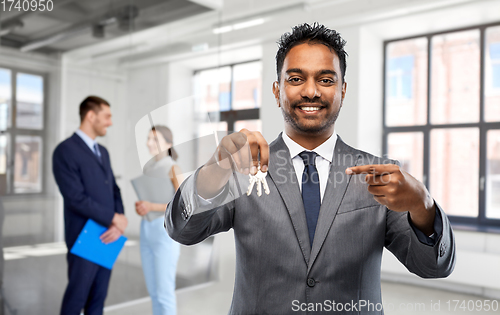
left=112, top=213, right=119, bottom=224
left=197, top=159, right=232, bottom=199
left=408, top=200, right=436, bottom=236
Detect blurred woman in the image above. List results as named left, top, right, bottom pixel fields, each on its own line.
left=135, top=125, right=181, bottom=315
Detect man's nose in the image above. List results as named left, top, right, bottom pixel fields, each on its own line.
left=300, top=79, right=320, bottom=99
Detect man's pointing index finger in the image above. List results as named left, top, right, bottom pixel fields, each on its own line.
left=345, top=164, right=399, bottom=175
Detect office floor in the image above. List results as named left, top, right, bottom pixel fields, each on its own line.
left=3, top=235, right=498, bottom=315
left=2, top=238, right=214, bottom=315
left=104, top=282, right=499, bottom=315
left=3, top=250, right=146, bottom=314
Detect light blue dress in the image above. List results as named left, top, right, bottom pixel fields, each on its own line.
left=140, top=156, right=180, bottom=315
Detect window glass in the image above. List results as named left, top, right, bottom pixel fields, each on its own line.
left=486, top=130, right=500, bottom=219
left=0, top=68, right=12, bottom=130
left=234, top=119, right=262, bottom=133
left=16, top=73, right=44, bottom=130
left=431, top=30, right=480, bottom=124
left=387, top=132, right=424, bottom=182
left=430, top=128, right=479, bottom=217
left=14, top=135, right=42, bottom=193
left=485, top=26, right=500, bottom=122
left=196, top=121, right=228, bottom=168
left=194, top=67, right=231, bottom=112
left=232, top=62, right=262, bottom=110
left=0, top=134, right=8, bottom=175
left=385, top=38, right=427, bottom=126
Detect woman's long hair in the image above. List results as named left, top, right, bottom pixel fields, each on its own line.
left=151, top=125, right=178, bottom=161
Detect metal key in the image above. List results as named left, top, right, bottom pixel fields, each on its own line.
left=247, top=167, right=270, bottom=196
left=246, top=175, right=256, bottom=196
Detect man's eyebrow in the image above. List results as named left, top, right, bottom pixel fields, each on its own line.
left=285, top=68, right=303, bottom=74
left=318, top=70, right=338, bottom=78
left=285, top=68, right=338, bottom=79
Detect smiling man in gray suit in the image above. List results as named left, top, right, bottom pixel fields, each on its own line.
left=166, top=23, right=455, bottom=314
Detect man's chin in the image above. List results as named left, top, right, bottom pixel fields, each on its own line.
left=294, top=121, right=330, bottom=134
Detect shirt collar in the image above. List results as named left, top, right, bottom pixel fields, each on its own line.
left=281, top=130, right=337, bottom=163
left=75, top=129, right=98, bottom=151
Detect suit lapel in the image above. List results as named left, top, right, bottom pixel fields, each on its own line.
left=307, top=137, right=361, bottom=273
left=267, top=134, right=311, bottom=265
left=71, top=133, right=107, bottom=174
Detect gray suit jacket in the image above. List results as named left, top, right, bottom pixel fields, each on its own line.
left=165, top=134, right=456, bottom=315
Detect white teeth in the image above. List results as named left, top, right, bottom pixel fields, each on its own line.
left=300, top=107, right=321, bottom=111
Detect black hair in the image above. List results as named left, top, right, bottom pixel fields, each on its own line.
left=276, top=22, right=348, bottom=83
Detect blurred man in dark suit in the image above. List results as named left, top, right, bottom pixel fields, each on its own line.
left=53, top=96, right=127, bottom=315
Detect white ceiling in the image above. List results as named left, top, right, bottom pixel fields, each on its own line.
left=17, top=0, right=499, bottom=70
left=0, top=0, right=212, bottom=53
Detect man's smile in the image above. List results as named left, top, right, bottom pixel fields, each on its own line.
left=295, top=103, right=326, bottom=115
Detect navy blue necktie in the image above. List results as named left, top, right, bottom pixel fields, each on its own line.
left=299, top=151, right=321, bottom=248
left=93, top=143, right=102, bottom=163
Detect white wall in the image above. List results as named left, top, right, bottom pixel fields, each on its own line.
left=120, top=63, right=169, bottom=236
left=59, top=61, right=128, bottom=238
left=261, top=40, right=284, bottom=143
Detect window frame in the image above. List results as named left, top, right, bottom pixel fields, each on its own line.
left=0, top=66, right=48, bottom=196
left=382, top=21, right=500, bottom=230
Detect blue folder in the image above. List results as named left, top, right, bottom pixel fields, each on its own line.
left=70, top=219, right=127, bottom=270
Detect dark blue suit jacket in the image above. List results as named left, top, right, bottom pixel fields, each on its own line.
left=53, top=133, right=124, bottom=249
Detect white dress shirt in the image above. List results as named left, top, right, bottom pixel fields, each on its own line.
left=199, top=131, right=338, bottom=204
left=281, top=131, right=337, bottom=202
left=75, top=129, right=100, bottom=155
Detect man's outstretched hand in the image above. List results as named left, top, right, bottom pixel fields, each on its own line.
left=214, top=129, right=269, bottom=175
left=346, top=164, right=436, bottom=236
left=197, top=129, right=269, bottom=199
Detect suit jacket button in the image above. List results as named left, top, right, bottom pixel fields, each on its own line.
left=105, top=180, right=109, bottom=184
left=439, top=243, right=446, bottom=257
left=307, top=278, right=315, bottom=287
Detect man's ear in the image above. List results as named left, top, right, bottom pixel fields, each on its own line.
left=341, top=81, right=347, bottom=101
left=86, top=110, right=96, bottom=123
left=272, top=81, right=280, bottom=107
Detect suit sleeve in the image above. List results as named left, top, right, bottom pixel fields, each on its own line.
left=100, top=146, right=124, bottom=215
left=52, top=146, right=115, bottom=227
left=112, top=176, right=124, bottom=215
left=385, top=202, right=456, bottom=278
left=165, top=166, right=237, bottom=245
left=384, top=158, right=456, bottom=278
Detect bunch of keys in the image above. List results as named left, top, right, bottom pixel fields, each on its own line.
left=246, top=165, right=270, bottom=197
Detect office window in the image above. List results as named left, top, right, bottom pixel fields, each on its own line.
left=385, top=38, right=427, bottom=127
left=383, top=23, right=500, bottom=228
left=0, top=68, right=46, bottom=195
left=387, top=55, right=413, bottom=99
left=431, top=30, right=480, bottom=124
left=16, top=73, right=44, bottom=130
left=485, top=26, right=500, bottom=122
left=232, top=62, right=262, bottom=110
left=194, top=61, right=262, bottom=167
left=387, top=132, right=424, bottom=183
left=194, top=61, right=261, bottom=132
left=490, top=43, right=500, bottom=88
left=487, top=129, right=500, bottom=219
